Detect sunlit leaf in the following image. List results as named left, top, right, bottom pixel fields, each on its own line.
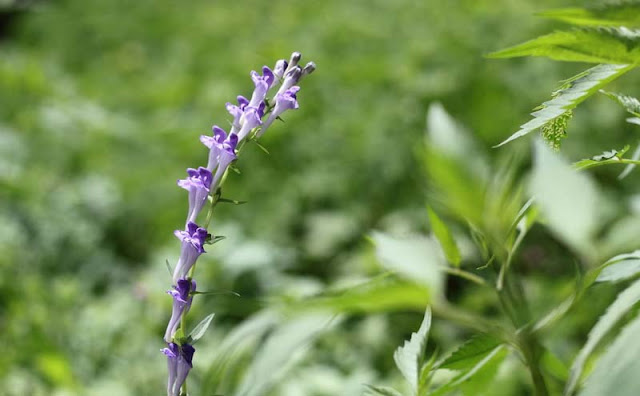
left=427, top=207, right=461, bottom=267
left=363, top=385, right=404, bottom=396
left=596, top=250, right=640, bottom=282
left=488, top=28, right=640, bottom=64
left=601, top=90, right=640, bottom=117
left=578, top=313, right=640, bottom=396
left=573, top=146, right=629, bottom=170
left=529, top=139, right=599, bottom=256
left=538, top=3, right=640, bottom=27
left=566, top=278, right=640, bottom=395
left=495, top=64, right=633, bottom=147
left=187, top=313, right=215, bottom=343
left=393, top=307, right=432, bottom=393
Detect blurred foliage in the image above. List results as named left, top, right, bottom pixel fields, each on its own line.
left=2, top=0, right=640, bottom=395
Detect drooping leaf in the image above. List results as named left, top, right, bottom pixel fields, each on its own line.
left=187, top=313, right=215, bottom=343
left=495, top=64, right=633, bottom=147
left=538, top=3, right=640, bottom=27
left=529, top=139, right=599, bottom=256
left=371, top=232, right=444, bottom=296
left=438, top=334, right=502, bottom=370
left=488, top=28, right=640, bottom=64
left=578, top=313, right=640, bottom=396
left=601, top=90, right=640, bottom=116
left=427, top=207, right=461, bottom=267
left=393, top=307, right=432, bottom=393
left=596, top=250, right=640, bottom=282
left=363, top=385, right=404, bottom=396
left=566, top=278, right=640, bottom=395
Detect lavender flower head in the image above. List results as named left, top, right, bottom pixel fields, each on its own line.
left=172, top=221, right=207, bottom=282
left=163, top=342, right=196, bottom=396
left=164, top=278, right=196, bottom=342
left=177, top=167, right=212, bottom=225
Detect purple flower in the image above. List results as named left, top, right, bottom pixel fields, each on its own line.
left=174, top=343, right=195, bottom=396
left=237, top=106, right=263, bottom=142
left=208, top=132, right=238, bottom=191
left=172, top=222, right=208, bottom=282
left=248, top=66, right=275, bottom=108
left=276, top=65, right=302, bottom=96
left=164, top=279, right=196, bottom=342
left=273, top=59, right=288, bottom=81
left=200, top=126, right=228, bottom=171
left=177, top=167, right=212, bottom=224
left=162, top=342, right=196, bottom=396
left=259, top=86, right=300, bottom=137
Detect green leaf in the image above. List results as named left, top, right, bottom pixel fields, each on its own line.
left=430, top=346, right=508, bottom=396
left=529, top=139, right=599, bottom=256
left=573, top=146, right=630, bottom=170
left=488, top=28, right=640, bottom=64
left=371, top=232, right=444, bottom=295
left=290, top=275, right=432, bottom=314
left=578, top=313, right=640, bottom=396
left=363, top=385, right=404, bottom=396
left=618, top=144, right=640, bottom=179
left=538, top=3, right=640, bottom=27
left=596, top=250, right=640, bottom=282
left=495, top=64, right=633, bottom=147
left=438, top=334, right=502, bottom=370
left=601, top=90, right=640, bottom=117
left=427, top=207, right=461, bottom=267
left=566, top=278, right=640, bottom=395
left=218, top=197, right=248, bottom=205
left=393, top=307, right=432, bottom=393
left=187, top=313, right=215, bottom=343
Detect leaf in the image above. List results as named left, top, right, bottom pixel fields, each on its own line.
left=578, top=313, right=640, bottom=396
left=596, top=250, right=640, bottom=282
left=427, top=207, right=461, bottom=267
left=529, top=139, right=599, bottom=256
left=495, top=64, right=633, bottom=147
left=187, top=313, right=215, bottom=343
left=566, top=278, right=640, bottom=395
left=371, top=232, right=444, bottom=295
left=487, top=28, right=640, bottom=64
left=218, top=197, right=248, bottom=205
left=618, top=144, right=640, bottom=179
left=363, top=385, right=404, bottom=396
left=291, top=275, right=432, bottom=314
left=601, top=90, right=640, bottom=116
left=573, top=146, right=630, bottom=170
left=430, top=346, right=508, bottom=396
left=438, top=334, right=502, bottom=370
left=166, top=259, right=173, bottom=275
left=393, top=307, right=432, bottom=393
left=538, top=3, right=640, bottom=27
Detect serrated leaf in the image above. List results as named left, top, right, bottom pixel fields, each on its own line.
left=371, top=232, right=444, bottom=295
left=427, top=207, right=461, bottom=267
left=488, top=28, right=640, bottom=64
left=578, top=313, right=640, bottom=396
left=538, top=3, right=640, bottom=27
left=573, top=146, right=630, bottom=170
left=495, top=64, right=633, bottom=147
left=439, top=334, right=501, bottom=370
left=529, top=139, right=599, bottom=256
left=393, top=307, right=432, bottom=393
left=601, top=90, right=640, bottom=117
left=187, top=313, right=215, bottom=343
left=363, top=385, right=404, bottom=396
left=566, top=278, right=640, bottom=395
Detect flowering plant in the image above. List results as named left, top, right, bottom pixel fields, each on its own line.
left=161, top=52, right=315, bottom=396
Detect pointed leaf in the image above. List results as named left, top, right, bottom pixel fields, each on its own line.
left=488, top=28, right=640, bottom=64
left=495, top=64, right=633, bottom=146
left=427, top=207, right=461, bottom=267
left=393, top=307, right=432, bottom=393
left=566, top=278, right=640, bottom=395
left=578, top=313, right=640, bottom=396
left=529, top=139, right=599, bottom=256
left=538, top=3, right=640, bottom=27
left=573, top=146, right=630, bottom=171
left=601, top=90, right=640, bottom=117
left=187, top=313, right=215, bottom=343
left=618, top=144, right=640, bottom=179
left=439, top=334, right=502, bottom=370
left=363, top=385, right=404, bottom=396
